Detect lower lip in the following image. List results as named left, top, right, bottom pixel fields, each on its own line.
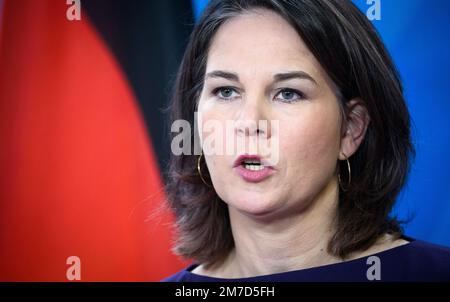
left=234, top=165, right=275, bottom=183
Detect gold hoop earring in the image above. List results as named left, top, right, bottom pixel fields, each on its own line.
left=338, top=153, right=351, bottom=192
left=197, top=152, right=212, bottom=188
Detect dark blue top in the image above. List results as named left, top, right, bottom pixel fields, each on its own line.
left=163, top=237, right=450, bottom=282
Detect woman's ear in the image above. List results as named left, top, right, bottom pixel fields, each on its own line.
left=339, top=99, right=370, bottom=160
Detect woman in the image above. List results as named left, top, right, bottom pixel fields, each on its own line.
left=163, top=0, right=450, bottom=281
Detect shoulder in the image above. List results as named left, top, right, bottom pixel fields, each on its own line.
left=161, top=265, right=197, bottom=282
left=378, top=237, right=450, bottom=281
left=400, top=238, right=450, bottom=263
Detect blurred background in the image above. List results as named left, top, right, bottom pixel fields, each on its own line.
left=0, top=0, right=449, bottom=281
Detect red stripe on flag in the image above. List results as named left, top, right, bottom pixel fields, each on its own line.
left=0, top=0, right=185, bottom=281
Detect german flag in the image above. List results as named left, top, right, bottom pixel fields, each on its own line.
left=0, top=0, right=193, bottom=281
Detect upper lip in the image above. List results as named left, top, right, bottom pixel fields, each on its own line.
left=233, top=154, right=274, bottom=168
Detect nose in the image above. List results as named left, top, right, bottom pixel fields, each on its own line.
left=234, top=95, right=271, bottom=139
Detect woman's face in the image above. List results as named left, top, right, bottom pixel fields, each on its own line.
left=197, top=9, right=344, bottom=219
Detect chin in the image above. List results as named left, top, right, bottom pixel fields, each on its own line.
left=225, top=190, right=282, bottom=218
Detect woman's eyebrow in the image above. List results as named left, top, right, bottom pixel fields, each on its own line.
left=274, top=71, right=317, bottom=85
left=205, top=70, right=240, bottom=82
left=204, top=70, right=317, bottom=85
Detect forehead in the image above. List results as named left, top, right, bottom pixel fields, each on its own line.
left=206, top=9, right=322, bottom=79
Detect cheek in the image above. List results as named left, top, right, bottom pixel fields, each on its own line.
left=279, top=105, right=341, bottom=176
left=197, top=108, right=231, bottom=184
left=197, top=109, right=229, bottom=155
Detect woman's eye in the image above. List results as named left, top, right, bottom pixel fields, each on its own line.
left=275, top=89, right=305, bottom=103
left=213, top=87, right=239, bottom=100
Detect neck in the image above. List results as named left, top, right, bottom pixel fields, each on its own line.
left=217, top=178, right=341, bottom=278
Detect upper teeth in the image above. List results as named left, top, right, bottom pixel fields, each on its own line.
left=243, top=160, right=260, bottom=164
left=242, top=160, right=264, bottom=171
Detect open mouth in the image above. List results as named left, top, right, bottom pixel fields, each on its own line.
left=241, top=160, right=265, bottom=171
left=233, top=154, right=273, bottom=170
left=233, top=154, right=275, bottom=182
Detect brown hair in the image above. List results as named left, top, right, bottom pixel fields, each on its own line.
left=165, top=0, right=414, bottom=265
